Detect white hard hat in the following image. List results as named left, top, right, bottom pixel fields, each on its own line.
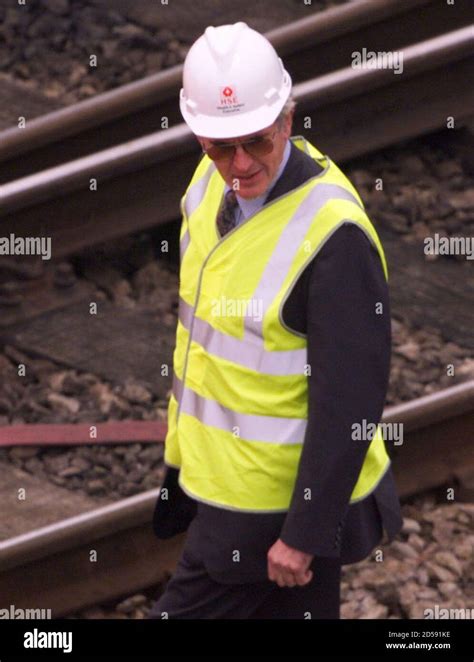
left=179, top=22, right=292, bottom=139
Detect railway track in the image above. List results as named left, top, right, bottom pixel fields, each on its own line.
left=0, top=0, right=471, bottom=183
left=0, top=0, right=473, bottom=620
left=0, top=380, right=473, bottom=617
left=0, top=0, right=472, bottom=262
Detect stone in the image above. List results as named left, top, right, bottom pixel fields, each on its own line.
left=433, top=551, right=463, bottom=577
left=447, top=190, right=474, bottom=211
left=119, top=481, right=139, bottom=497
left=121, top=380, right=152, bottom=405
left=116, top=596, right=138, bottom=614
left=432, top=520, right=456, bottom=546
left=70, top=457, right=92, bottom=472
left=438, top=582, right=460, bottom=599
left=92, top=465, right=108, bottom=476
left=375, top=583, right=399, bottom=610
left=425, top=561, right=457, bottom=583
left=47, top=393, right=80, bottom=414
left=78, top=84, right=97, bottom=98
left=128, top=466, right=147, bottom=483
left=141, top=474, right=163, bottom=490
left=43, top=453, right=69, bottom=473
left=395, top=342, right=420, bottom=362
left=58, top=466, right=85, bottom=478
left=68, top=64, right=87, bottom=86
left=138, top=445, right=163, bottom=462
left=402, top=517, right=421, bottom=535
left=47, top=372, right=69, bottom=393
left=416, top=567, right=430, bottom=586
left=390, top=541, right=419, bottom=560
left=111, top=464, right=126, bottom=478
left=51, top=475, right=67, bottom=486
left=341, top=602, right=359, bottom=619
left=90, top=383, right=129, bottom=415
left=407, top=533, right=425, bottom=552
left=86, top=479, right=106, bottom=495
left=398, top=581, right=421, bottom=610
left=8, top=446, right=40, bottom=460
left=456, top=359, right=474, bottom=380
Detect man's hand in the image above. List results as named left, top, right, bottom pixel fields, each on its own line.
left=267, top=538, right=314, bottom=587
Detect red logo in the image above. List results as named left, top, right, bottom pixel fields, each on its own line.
left=219, top=85, right=238, bottom=106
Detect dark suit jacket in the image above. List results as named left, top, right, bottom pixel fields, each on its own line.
left=153, top=140, right=403, bottom=583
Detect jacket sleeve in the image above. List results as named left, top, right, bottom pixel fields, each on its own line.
left=279, top=222, right=391, bottom=557
left=152, top=466, right=197, bottom=539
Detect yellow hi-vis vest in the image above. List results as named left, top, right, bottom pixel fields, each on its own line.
left=164, top=135, right=391, bottom=512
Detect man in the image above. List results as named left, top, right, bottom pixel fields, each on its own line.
left=148, top=22, right=403, bottom=619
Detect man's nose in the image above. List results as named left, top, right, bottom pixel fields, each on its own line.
left=232, top=144, right=255, bottom=170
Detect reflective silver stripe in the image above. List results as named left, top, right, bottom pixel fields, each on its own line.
left=245, top=183, right=362, bottom=341
left=180, top=229, right=190, bottom=262
left=178, top=299, right=306, bottom=374
left=179, top=296, right=193, bottom=330
left=184, top=161, right=216, bottom=218
left=172, top=370, right=183, bottom=405
left=174, top=373, right=306, bottom=444
left=193, top=316, right=307, bottom=374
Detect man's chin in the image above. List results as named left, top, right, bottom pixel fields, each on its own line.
left=236, top=178, right=268, bottom=199
left=233, top=169, right=267, bottom=195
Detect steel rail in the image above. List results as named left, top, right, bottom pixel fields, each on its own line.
left=0, top=0, right=471, bottom=182
left=293, top=25, right=474, bottom=107
left=0, top=123, right=194, bottom=214
left=0, top=380, right=473, bottom=616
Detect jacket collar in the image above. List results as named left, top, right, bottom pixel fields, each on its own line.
left=264, top=138, right=325, bottom=205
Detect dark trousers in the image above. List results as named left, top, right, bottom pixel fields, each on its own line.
left=147, top=538, right=341, bottom=620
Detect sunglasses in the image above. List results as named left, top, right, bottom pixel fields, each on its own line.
left=201, top=129, right=278, bottom=161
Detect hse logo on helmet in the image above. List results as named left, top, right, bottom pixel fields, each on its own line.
left=218, top=85, right=244, bottom=114
left=222, top=86, right=234, bottom=99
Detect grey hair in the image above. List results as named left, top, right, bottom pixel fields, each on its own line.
left=276, top=95, right=297, bottom=127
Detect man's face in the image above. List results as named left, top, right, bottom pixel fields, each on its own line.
left=197, top=111, right=293, bottom=199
